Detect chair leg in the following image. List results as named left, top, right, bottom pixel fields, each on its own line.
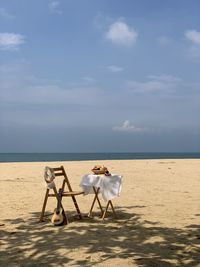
left=71, top=195, right=83, bottom=219
left=39, top=189, right=49, bottom=222
left=62, top=171, right=82, bottom=220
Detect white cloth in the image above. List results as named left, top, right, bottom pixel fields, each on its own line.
left=44, top=166, right=55, bottom=189
left=80, top=174, right=122, bottom=201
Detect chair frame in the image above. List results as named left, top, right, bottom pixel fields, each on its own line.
left=39, top=166, right=83, bottom=223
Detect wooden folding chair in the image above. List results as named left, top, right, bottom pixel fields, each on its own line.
left=39, top=166, right=84, bottom=223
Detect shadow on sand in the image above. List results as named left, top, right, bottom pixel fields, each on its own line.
left=1, top=206, right=200, bottom=267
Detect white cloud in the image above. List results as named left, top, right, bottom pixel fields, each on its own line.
left=107, top=65, right=123, bottom=72
left=49, top=1, right=62, bottom=15
left=185, top=29, right=200, bottom=59
left=113, top=120, right=148, bottom=133
left=0, top=8, right=15, bottom=19
left=105, top=21, right=138, bottom=46
left=0, top=33, right=25, bottom=50
left=0, top=62, right=107, bottom=127
left=185, top=30, right=200, bottom=45
left=127, top=74, right=181, bottom=93
left=1, top=83, right=102, bottom=106
left=147, top=74, right=181, bottom=83
left=0, top=63, right=102, bottom=106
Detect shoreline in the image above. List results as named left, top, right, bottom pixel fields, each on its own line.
left=1, top=157, right=200, bottom=164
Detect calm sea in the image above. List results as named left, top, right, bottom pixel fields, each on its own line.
left=0, top=153, right=200, bottom=163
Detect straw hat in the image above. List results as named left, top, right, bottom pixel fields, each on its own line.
left=92, top=165, right=108, bottom=175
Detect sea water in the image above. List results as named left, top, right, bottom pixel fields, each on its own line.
left=0, top=152, right=200, bottom=163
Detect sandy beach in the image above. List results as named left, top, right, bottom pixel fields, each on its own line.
left=0, top=159, right=200, bottom=267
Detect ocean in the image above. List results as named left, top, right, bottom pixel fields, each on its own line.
left=0, top=152, right=200, bottom=163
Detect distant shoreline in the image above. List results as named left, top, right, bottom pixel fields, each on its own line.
left=0, top=152, right=200, bottom=163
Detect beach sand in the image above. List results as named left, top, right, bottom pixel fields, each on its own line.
left=0, top=159, right=200, bottom=267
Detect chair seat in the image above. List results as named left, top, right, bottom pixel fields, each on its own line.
left=63, top=191, right=84, bottom=196
left=48, top=191, right=84, bottom=197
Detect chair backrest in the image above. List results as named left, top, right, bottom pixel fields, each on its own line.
left=40, top=165, right=83, bottom=223
left=52, top=166, right=73, bottom=192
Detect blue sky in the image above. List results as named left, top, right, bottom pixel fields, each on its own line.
left=0, top=0, right=200, bottom=152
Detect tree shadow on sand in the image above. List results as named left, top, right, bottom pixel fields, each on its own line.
left=1, top=206, right=200, bottom=267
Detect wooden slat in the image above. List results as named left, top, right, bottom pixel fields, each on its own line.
left=54, top=172, right=64, bottom=176
left=63, top=191, right=84, bottom=196
left=48, top=191, right=84, bottom=197
left=52, top=167, right=63, bottom=171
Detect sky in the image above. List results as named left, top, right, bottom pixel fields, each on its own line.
left=0, top=0, right=200, bottom=152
